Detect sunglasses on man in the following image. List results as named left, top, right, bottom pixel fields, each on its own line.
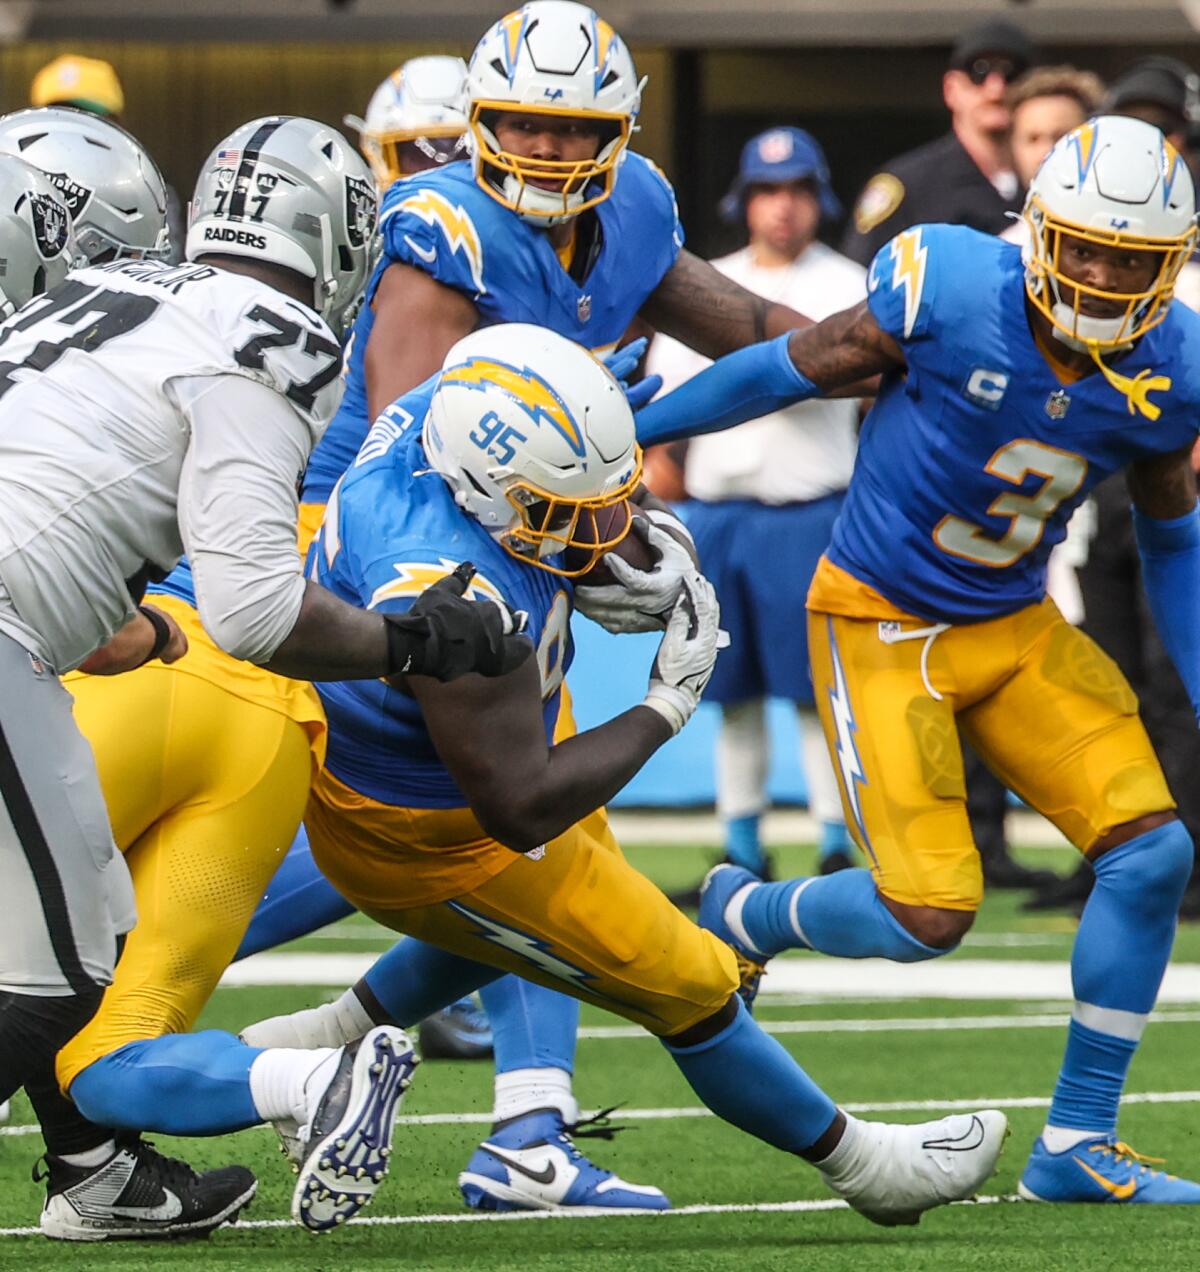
left=964, top=57, right=1020, bottom=86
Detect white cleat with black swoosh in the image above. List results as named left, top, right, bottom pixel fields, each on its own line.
left=817, top=1109, right=1009, bottom=1226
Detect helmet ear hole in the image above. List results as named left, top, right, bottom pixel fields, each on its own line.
left=338, top=244, right=353, bottom=273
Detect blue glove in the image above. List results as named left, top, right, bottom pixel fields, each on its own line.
left=635, top=332, right=819, bottom=447
left=1134, top=500, right=1200, bottom=719
left=603, top=337, right=662, bottom=412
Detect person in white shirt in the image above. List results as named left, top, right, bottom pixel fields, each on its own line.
left=646, top=126, right=864, bottom=879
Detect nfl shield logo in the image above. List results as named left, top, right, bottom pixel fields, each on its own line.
left=577, top=294, right=592, bottom=322
left=1044, top=389, right=1071, bottom=420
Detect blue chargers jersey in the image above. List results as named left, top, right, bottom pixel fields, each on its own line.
left=310, top=381, right=574, bottom=808
left=302, top=154, right=684, bottom=504
left=828, top=224, right=1200, bottom=623
left=148, top=558, right=197, bottom=606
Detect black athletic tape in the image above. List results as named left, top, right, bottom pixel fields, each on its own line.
left=137, top=605, right=172, bottom=664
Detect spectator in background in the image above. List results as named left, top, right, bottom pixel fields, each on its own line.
left=1026, top=60, right=1200, bottom=917
left=841, top=19, right=1033, bottom=267
left=30, top=54, right=185, bottom=261
left=1006, top=65, right=1105, bottom=209
left=646, top=127, right=863, bottom=886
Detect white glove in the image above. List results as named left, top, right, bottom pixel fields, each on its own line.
left=642, top=570, right=728, bottom=735
left=573, top=513, right=696, bottom=634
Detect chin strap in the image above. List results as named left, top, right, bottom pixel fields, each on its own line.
left=1085, top=341, right=1172, bottom=421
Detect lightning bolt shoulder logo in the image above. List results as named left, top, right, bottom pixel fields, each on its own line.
left=826, top=617, right=875, bottom=865
left=391, top=188, right=486, bottom=294
left=369, top=559, right=506, bottom=610
left=440, top=357, right=586, bottom=457
left=890, top=228, right=928, bottom=341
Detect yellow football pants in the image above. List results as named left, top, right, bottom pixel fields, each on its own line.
left=308, top=774, right=741, bottom=1038
left=56, top=660, right=314, bottom=1091
left=807, top=598, right=1174, bottom=912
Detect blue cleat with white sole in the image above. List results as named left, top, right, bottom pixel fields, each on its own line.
left=1020, top=1135, right=1200, bottom=1203
left=458, top=1108, right=670, bottom=1212
left=698, top=863, right=769, bottom=1009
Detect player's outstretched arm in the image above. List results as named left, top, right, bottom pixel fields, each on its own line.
left=635, top=301, right=902, bottom=448
left=640, top=248, right=812, bottom=359
left=410, top=574, right=721, bottom=853
left=365, top=264, right=479, bottom=420
left=1129, top=444, right=1200, bottom=718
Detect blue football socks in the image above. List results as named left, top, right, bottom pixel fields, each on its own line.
left=482, top=976, right=578, bottom=1075
left=818, top=820, right=853, bottom=864
left=70, top=1031, right=261, bottom=1135
left=1046, top=821, right=1193, bottom=1135
left=738, top=867, right=945, bottom=961
left=662, top=998, right=836, bottom=1152
left=725, top=813, right=768, bottom=875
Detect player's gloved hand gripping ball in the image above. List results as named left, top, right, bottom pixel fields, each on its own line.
left=641, top=570, right=729, bottom=735
left=574, top=515, right=696, bottom=634
left=385, top=562, right=531, bottom=680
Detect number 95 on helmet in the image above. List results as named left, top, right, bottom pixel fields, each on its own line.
left=186, top=115, right=378, bottom=333
left=423, top=323, right=643, bottom=578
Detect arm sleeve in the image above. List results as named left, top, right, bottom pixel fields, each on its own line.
left=172, top=373, right=310, bottom=664
left=1133, top=501, right=1200, bottom=718
left=635, top=333, right=819, bottom=448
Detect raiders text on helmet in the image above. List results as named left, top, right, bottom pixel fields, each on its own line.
left=0, top=107, right=168, bottom=264
left=423, top=322, right=642, bottom=576
left=465, top=1, right=643, bottom=225
left=345, top=56, right=469, bottom=189
left=186, top=115, right=379, bottom=333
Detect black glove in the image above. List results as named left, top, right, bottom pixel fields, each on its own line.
left=384, top=562, right=532, bottom=681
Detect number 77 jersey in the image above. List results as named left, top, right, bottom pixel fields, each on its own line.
left=820, top=223, right=1200, bottom=623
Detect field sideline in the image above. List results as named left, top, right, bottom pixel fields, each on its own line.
left=1, top=835, right=1199, bottom=1269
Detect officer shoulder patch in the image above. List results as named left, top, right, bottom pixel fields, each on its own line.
left=854, top=173, right=905, bottom=235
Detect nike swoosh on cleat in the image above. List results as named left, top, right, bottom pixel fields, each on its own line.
left=921, top=1116, right=986, bottom=1152
left=1073, top=1156, right=1137, bottom=1200
left=105, top=1188, right=184, bottom=1222
left=483, top=1147, right=557, bottom=1186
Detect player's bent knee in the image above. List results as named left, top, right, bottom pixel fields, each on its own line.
left=662, top=996, right=740, bottom=1049
left=1095, top=816, right=1193, bottom=906
left=882, top=897, right=976, bottom=949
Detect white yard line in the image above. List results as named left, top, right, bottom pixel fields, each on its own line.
left=0, top=1194, right=1020, bottom=1237
left=218, top=954, right=1200, bottom=1004
left=5, top=1088, right=1200, bottom=1138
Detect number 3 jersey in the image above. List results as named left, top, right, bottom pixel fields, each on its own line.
left=811, top=224, right=1200, bottom=624
left=0, top=259, right=342, bottom=670
left=310, top=380, right=571, bottom=809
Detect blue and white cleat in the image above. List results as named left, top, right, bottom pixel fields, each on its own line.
left=291, top=1025, right=418, bottom=1233
left=1020, top=1135, right=1200, bottom=1203
left=698, top=863, right=769, bottom=1009
left=418, top=995, right=494, bottom=1061
left=458, top=1108, right=670, bottom=1212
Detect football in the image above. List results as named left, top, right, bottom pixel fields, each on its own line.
left=570, top=504, right=658, bottom=584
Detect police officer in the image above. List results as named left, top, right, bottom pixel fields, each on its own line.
left=840, top=19, right=1034, bottom=267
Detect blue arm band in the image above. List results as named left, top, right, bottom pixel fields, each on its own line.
left=635, top=332, right=820, bottom=447
left=1133, top=500, right=1200, bottom=717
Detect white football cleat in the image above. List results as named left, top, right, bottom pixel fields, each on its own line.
left=819, top=1110, right=1008, bottom=1226
left=288, top=1025, right=417, bottom=1233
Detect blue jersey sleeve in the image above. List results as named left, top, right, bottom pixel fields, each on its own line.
left=378, top=171, right=489, bottom=300
left=623, top=153, right=685, bottom=266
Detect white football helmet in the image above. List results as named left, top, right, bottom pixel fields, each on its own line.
left=1023, top=114, right=1197, bottom=350
left=187, top=116, right=378, bottom=333
left=423, top=323, right=642, bottom=576
left=465, top=1, right=643, bottom=225
left=345, top=56, right=469, bottom=189
left=0, top=107, right=168, bottom=264
left=0, top=154, right=75, bottom=317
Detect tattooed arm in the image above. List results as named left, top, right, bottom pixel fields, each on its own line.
left=635, top=300, right=902, bottom=447
left=640, top=248, right=811, bottom=359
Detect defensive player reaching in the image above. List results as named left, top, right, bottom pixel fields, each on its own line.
left=637, top=115, right=1200, bottom=1204
left=0, top=114, right=526, bottom=1239
left=244, top=323, right=1008, bottom=1225
left=238, top=0, right=845, bottom=1211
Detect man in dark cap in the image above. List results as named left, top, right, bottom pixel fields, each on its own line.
left=840, top=19, right=1034, bottom=267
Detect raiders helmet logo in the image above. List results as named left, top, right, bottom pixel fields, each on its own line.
left=345, top=174, right=377, bottom=250
left=44, top=171, right=93, bottom=219
left=28, top=192, right=69, bottom=260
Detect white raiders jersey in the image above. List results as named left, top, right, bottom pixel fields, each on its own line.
left=0, top=258, right=343, bottom=671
